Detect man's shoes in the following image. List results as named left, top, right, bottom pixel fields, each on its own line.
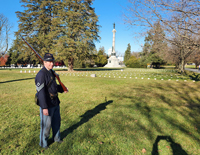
left=40, top=145, right=49, bottom=149
left=44, top=146, right=49, bottom=149
left=56, top=140, right=63, bottom=144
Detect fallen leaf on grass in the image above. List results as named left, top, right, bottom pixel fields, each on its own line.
left=166, top=146, right=170, bottom=149
left=142, top=148, right=146, bottom=153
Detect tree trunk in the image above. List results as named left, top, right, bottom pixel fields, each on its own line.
left=175, top=62, right=179, bottom=69
left=150, top=63, right=153, bottom=68
left=68, top=57, right=74, bottom=71
left=180, top=58, right=185, bottom=73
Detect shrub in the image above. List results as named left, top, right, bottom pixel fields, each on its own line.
left=125, top=56, right=146, bottom=68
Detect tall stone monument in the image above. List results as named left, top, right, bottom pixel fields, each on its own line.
left=104, top=23, right=121, bottom=68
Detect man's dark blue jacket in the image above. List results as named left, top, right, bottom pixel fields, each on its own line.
left=35, top=67, right=63, bottom=109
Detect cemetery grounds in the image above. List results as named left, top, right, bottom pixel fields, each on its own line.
left=0, top=68, right=200, bottom=155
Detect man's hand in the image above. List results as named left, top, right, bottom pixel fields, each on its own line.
left=64, top=87, right=68, bottom=93
left=43, top=109, right=49, bottom=116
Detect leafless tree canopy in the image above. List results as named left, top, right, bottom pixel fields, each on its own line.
left=0, top=14, right=12, bottom=55
left=124, top=0, right=200, bottom=37
left=123, top=0, right=200, bottom=72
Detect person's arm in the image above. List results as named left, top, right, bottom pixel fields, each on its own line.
left=57, top=85, right=64, bottom=93
left=36, top=72, right=48, bottom=110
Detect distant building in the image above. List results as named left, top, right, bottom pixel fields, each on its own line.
left=117, top=56, right=124, bottom=62
left=0, top=54, right=9, bottom=66
left=186, top=63, right=195, bottom=65
left=54, top=60, right=65, bottom=66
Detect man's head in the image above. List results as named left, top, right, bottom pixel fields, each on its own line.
left=43, top=53, right=54, bottom=70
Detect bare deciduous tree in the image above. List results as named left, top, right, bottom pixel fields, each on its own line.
left=131, top=51, right=140, bottom=59
left=0, top=14, right=12, bottom=55
left=186, top=37, right=200, bottom=68
left=123, top=0, right=200, bottom=72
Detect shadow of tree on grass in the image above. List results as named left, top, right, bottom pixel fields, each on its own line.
left=188, top=72, right=200, bottom=81
left=110, top=81, right=200, bottom=154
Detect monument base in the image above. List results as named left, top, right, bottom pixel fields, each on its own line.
left=104, top=56, right=122, bottom=68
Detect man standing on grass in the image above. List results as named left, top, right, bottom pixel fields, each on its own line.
left=35, top=53, right=67, bottom=149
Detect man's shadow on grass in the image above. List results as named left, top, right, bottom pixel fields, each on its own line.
left=151, top=136, right=188, bottom=155
left=60, top=100, right=113, bottom=139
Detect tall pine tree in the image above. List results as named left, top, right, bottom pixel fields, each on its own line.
left=140, top=21, right=166, bottom=68
left=15, top=0, right=62, bottom=64
left=124, top=43, right=131, bottom=64
left=14, top=0, right=100, bottom=70
left=54, top=0, right=100, bottom=71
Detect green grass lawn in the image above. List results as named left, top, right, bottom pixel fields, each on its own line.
left=0, top=68, right=200, bottom=155
left=185, top=65, right=197, bottom=69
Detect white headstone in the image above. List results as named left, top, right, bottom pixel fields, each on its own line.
left=91, top=74, right=96, bottom=77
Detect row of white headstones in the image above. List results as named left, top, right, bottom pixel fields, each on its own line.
left=20, top=70, right=195, bottom=82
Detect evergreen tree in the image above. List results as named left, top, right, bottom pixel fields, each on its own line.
left=15, top=0, right=61, bottom=63
left=8, top=37, right=26, bottom=66
left=14, top=0, right=100, bottom=71
left=52, top=0, right=100, bottom=71
left=140, top=21, right=166, bottom=68
left=97, top=46, right=106, bottom=56
left=125, top=56, right=145, bottom=68
left=124, top=43, right=131, bottom=64
left=95, top=46, right=107, bottom=67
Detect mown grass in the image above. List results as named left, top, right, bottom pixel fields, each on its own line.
left=0, top=68, right=200, bottom=155
left=185, top=65, right=197, bottom=69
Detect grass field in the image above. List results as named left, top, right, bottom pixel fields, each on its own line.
left=0, top=68, right=200, bottom=155
left=185, top=65, right=197, bottom=69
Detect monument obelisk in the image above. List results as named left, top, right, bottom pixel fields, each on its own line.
left=104, top=23, right=121, bottom=68
left=111, top=23, right=116, bottom=56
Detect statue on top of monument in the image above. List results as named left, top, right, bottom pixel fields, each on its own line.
left=113, top=23, right=115, bottom=29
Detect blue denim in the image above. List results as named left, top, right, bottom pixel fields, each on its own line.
left=39, top=105, right=61, bottom=148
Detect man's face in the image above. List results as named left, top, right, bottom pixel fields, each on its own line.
left=44, top=61, right=54, bottom=70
